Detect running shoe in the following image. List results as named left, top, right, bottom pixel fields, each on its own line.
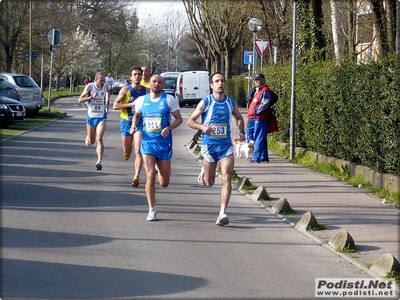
left=147, top=209, right=157, bottom=221
left=197, top=166, right=204, bottom=186
left=85, top=136, right=91, bottom=147
left=132, top=175, right=140, bottom=187
left=96, top=162, right=102, bottom=170
left=123, top=154, right=130, bottom=161
left=215, top=213, right=229, bottom=226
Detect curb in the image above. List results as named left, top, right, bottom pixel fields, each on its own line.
left=186, top=135, right=400, bottom=294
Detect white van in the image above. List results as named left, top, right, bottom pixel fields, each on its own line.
left=175, top=70, right=210, bottom=106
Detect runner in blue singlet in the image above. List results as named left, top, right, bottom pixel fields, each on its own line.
left=187, top=72, right=246, bottom=226
left=78, top=71, right=110, bottom=171
left=130, top=75, right=183, bottom=221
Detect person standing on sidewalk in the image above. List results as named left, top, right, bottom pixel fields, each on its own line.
left=113, top=66, right=149, bottom=186
left=187, top=72, right=245, bottom=226
left=78, top=71, right=110, bottom=170
left=130, top=75, right=183, bottom=221
left=105, top=72, right=115, bottom=92
left=246, top=73, right=272, bottom=163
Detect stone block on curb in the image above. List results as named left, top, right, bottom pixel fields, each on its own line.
left=187, top=138, right=198, bottom=149
left=194, top=129, right=202, bottom=140
left=295, top=211, right=317, bottom=231
left=250, top=186, right=269, bottom=201
left=370, top=253, right=400, bottom=276
left=234, top=176, right=251, bottom=190
left=271, top=198, right=291, bottom=215
left=328, top=230, right=356, bottom=251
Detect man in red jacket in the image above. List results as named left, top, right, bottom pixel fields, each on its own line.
left=246, top=73, right=272, bottom=163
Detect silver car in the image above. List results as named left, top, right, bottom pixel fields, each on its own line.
left=0, top=79, right=35, bottom=111
left=0, top=73, right=44, bottom=115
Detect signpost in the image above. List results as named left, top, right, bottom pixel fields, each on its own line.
left=46, top=28, right=62, bottom=111
left=244, top=51, right=257, bottom=94
left=244, top=51, right=257, bottom=65
left=255, top=39, right=270, bottom=69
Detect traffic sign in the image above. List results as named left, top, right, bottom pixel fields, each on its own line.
left=46, top=28, right=62, bottom=45
left=22, top=51, right=40, bottom=64
left=244, top=51, right=257, bottom=65
left=255, top=39, right=270, bottom=57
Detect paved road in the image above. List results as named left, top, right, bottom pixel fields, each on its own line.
left=0, top=96, right=385, bottom=299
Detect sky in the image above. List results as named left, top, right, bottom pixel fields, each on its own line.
left=134, top=0, right=185, bottom=26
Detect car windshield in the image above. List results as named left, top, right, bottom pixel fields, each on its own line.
left=13, top=75, right=39, bottom=88
left=164, top=78, right=177, bottom=89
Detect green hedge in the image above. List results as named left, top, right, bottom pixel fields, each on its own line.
left=230, top=55, right=400, bottom=175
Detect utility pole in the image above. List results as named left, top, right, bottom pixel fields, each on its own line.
left=29, top=0, right=32, bottom=76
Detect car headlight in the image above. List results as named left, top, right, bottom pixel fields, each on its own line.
left=0, top=104, right=9, bottom=109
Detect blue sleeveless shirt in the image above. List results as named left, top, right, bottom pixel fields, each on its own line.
left=141, top=93, right=172, bottom=144
left=201, top=94, right=235, bottom=145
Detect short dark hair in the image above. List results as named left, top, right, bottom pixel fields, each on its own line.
left=210, top=71, right=224, bottom=83
left=130, top=66, right=143, bottom=76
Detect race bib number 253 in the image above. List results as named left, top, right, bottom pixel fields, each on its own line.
left=210, top=123, right=227, bottom=139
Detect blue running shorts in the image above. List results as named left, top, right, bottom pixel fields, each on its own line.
left=141, top=142, right=172, bottom=160
left=201, top=144, right=233, bottom=163
left=86, top=115, right=107, bottom=127
left=120, top=119, right=132, bottom=137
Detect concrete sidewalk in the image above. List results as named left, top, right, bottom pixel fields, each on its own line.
left=188, top=108, right=399, bottom=284
left=229, top=109, right=399, bottom=281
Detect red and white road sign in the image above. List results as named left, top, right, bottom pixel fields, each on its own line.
left=254, top=39, right=270, bottom=57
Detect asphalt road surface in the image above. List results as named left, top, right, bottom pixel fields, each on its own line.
left=1, top=96, right=369, bottom=299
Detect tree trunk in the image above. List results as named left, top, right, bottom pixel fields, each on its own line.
left=397, top=0, right=400, bottom=54
left=330, top=0, right=342, bottom=63
left=371, top=0, right=388, bottom=56
left=347, top=0, right=356, bottom=60
left=384, top=0, right=396, bottom=52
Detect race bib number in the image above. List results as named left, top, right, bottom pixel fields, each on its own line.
left=145, top=117, right=162, bottom=132
left=91, top=99, right=104, bottom=113
left=210, top=123, right=227, bottom=139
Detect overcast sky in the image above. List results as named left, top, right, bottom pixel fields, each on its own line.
left=135, top=0, right=184, bottom=26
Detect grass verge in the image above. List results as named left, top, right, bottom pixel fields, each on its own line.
left=0, top=89, right=74, bottom=140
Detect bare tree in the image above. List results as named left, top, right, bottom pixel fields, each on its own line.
left=183, top=0, right=257, bottom=78
left=163, top=10, right=188, bottom=72
left=0, top=0, right=31, bottom=72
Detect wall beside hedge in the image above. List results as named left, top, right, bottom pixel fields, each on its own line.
left=232, top=55, right=399, bottom=175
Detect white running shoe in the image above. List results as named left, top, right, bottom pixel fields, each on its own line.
left=147, top=209, right=157, bottom=221
left=216, top=213, right=229, bottom=226
left=197, top=166, right=204, bottom=186
left=85, top=136, right=91, bottom=147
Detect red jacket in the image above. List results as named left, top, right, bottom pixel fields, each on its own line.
left=247, top=85, right=272, bottom=122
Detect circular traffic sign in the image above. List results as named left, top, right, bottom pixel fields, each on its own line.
left=46, top=28, right=62, bottom=45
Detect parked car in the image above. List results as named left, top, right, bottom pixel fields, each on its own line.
left=0, top=78, right=35, bottom=111
left=175, top=70, right=210, bottom=107
left=0, top=73, right=44, bottom=115
left=160, top=72, right=180, bottom=97
left=111, top=79, right=131, bottom=94
left=0, top=96, right=26, bottom=128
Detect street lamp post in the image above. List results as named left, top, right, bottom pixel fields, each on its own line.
left=248, top=18, right=262, bottom=78
left=290, top=1, right=298, bottom=161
